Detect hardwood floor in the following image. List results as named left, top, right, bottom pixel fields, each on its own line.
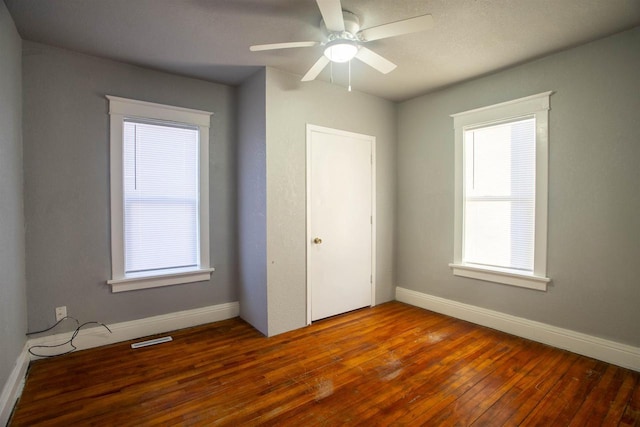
left=10, top=302, right=640, bottom=426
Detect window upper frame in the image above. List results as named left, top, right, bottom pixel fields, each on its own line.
left=106, top=95, right=214, bottom=293
left=449, top=91, right=553, bottom=291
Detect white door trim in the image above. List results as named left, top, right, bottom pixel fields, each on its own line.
left=306, top=124, right=376, bottom=325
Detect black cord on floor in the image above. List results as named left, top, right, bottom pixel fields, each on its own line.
left=26, top=316, right=79, bottom=336
left=26, top=317, right=112, bottom=358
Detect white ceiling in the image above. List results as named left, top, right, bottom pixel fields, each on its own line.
left=5, top=0, right=640, bottom=101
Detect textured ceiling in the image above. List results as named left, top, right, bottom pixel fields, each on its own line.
left=5, top=0, right=640, bottom=101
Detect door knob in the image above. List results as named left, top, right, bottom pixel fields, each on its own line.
left=313, top=237, right=323, bottom=244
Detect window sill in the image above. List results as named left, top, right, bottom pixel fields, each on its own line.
left=449, top=263, right=550, bottom=291
left=107, top=268, right=215, bottom=293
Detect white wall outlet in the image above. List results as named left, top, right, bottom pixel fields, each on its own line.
left=55, top=306, right=67, bottom=322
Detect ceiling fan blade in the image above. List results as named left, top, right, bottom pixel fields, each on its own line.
left=355, top=47, right=397, bottom=74
left=358, top=14, right=433, bottom=42
left=316, top=0, right=345, bottom=32
left=250, top=41, right=319, bottom=52
left=301, top=56, right=330, bottom=81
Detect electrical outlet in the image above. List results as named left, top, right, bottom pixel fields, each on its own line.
left=55, top=306, right=67, bottom=322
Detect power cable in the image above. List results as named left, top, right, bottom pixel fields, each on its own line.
left=26, top=316, right=112, bottom=358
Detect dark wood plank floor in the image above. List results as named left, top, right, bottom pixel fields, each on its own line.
left=10, top=302, right=640, bottom=426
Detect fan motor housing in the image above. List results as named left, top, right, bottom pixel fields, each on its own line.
left=321, top=11, right=361, bottom=38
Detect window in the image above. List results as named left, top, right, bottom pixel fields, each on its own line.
left=450, top=92, right=552, bottom=290
left=107, top=96, right=213, bottom=292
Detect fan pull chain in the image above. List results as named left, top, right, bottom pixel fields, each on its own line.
left=348, top=60, right=352, bottom=92
left=330, top=60, right=334, bottom=83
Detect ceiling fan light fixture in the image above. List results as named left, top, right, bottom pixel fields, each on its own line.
left=324, top=39, right=358, bottom=63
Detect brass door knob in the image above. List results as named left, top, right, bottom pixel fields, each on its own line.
left=313, top=237, right=323, bottom=244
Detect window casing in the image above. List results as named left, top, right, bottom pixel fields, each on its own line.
left=450, top=92, right=552, bottom=291
left=107, top=96, right=214, bottom=292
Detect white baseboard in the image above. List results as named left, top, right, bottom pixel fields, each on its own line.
left=0, top=344, right=30, bottom=427
left=27, top=301, right=239, bottom=358
left=396, top=287, right=640, bottom=372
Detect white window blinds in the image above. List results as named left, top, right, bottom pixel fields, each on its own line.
left=123, top=119, right=200, bottom=276
left=463, top=117, right=535, bottom=272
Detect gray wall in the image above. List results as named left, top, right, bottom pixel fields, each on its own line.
left=22, top=42, right=238, bottom=332
left=265, top=68, right=396, bottom=336
left=0, top=0, right=27, bottom=390
left=397, top=27, right=640, bottom=347
left=237, top=69, right=268, bottom=335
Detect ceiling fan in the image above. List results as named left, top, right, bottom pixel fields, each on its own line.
left=249, top=0, right=433, bottom=84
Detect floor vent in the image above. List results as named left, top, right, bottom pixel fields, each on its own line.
left=131, top=336, right=173, bottom=349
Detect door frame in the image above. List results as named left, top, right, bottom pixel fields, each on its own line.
left=306, top=124, right=376, bottom=325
